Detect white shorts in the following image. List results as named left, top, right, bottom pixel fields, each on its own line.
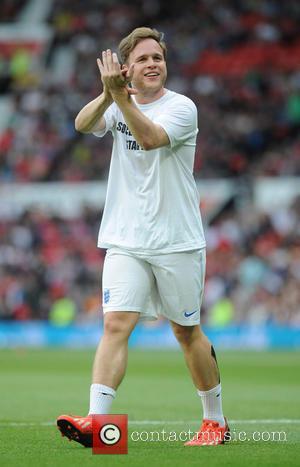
left=102, top=247, right=206, bottom=326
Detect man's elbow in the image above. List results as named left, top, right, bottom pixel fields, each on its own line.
left=141, top=137, right=165, bottom=151
left=142, top=139, right=155, bottom=151
left=75, top=118, right=87, bottom=133
left=141, top=130, right=169, bottom=150
left=74, top=118, right=83, bottom=132
left=142, top=141, right=168, bottom=151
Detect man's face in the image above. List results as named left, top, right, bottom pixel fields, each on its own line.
left=127, top=38, right=167, bottom=95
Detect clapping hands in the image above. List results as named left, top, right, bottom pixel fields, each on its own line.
left=97, top=49, right=137, bottom=98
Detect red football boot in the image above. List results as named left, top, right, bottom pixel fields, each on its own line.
left=57, top=414, right=92, bottom=447
left=185, top=417, right=230, bottom=446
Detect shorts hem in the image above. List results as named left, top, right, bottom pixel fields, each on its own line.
left=98, top=242, right=206, bottom=254
left=167, top=318, right=200, bottom=326
left=103, top=306, right=143, bottom=312
left=102, top=307, right=158, bottom=321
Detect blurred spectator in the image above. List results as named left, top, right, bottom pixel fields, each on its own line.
left=0, top=0, right=26, bottom=22
left=49, top=296, right=77, bottom=327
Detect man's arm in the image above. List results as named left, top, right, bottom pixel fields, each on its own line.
left=75, top=51, right=137, bottom=134
left=74, top=92, right=113, bottom=134
left=112, top=91, right=169, bottom=150
left=98, top=50, right=169, bottom=150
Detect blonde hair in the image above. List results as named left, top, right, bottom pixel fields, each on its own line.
left=118, top=27, right=167, bottom=64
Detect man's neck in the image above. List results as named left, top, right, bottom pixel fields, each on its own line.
left=135, top=88, right=166, bottom=105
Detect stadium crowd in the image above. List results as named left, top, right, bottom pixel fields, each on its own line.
left=0, top=199, right=299, bottom=326
left=1, top=0, right=300, bottom=181
left=0, top=0, right=26, bottom=22
left=1, top=0, right=300, bottom=326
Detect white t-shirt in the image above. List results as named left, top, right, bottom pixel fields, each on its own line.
left=93, top=89, right=206, bottom=254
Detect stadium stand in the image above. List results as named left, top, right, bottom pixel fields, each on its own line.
left=1, top=0, right=300, bottom=181
left=0, top=0, right=299, bottom=327
left=1, top=197, right=299, bottom=325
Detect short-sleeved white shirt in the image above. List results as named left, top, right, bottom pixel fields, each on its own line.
left=93, top=89, right=206, bottom=254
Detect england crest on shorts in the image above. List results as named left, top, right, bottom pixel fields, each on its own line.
left=103, top=289, right=110, bottom=304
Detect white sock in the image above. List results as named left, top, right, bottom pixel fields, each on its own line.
left=197, top=383, right=225, bottom=426
left=88, top=383, right=116, bottom=415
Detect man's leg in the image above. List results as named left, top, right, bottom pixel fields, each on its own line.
left=57, top=311, right=139, bottom=446
left=171, top=321, right=229, bottom=445
left=57, top=248, right=153, bottom=445
left=93, top=311, right=139, bottom=388
left=89, top=311, right=140, bottom=414
left=170, top=322, right=220, bottom=390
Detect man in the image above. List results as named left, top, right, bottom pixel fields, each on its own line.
left=57, top=27, right=229, bottom=447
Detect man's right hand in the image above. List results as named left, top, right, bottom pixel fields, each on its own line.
left=97, top=49, right=137, bottom=98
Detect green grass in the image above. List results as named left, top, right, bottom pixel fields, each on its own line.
left=0, top=349, right=299, bottom=466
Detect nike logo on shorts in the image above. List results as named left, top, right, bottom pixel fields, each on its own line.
left=183, top=310, right=198, bottom=318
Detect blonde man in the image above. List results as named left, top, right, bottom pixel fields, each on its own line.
left=57, top=27, right=229, bottom=447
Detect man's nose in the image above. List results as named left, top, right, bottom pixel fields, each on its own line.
left=147, top=58, right=155, bottom=67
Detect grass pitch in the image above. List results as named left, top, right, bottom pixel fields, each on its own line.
left=0, top=348, right=299, bottom=466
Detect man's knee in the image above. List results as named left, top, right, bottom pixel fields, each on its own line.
left=171, top=322, right=201, bottom=346
left=103, top=311, right=139, bottom=339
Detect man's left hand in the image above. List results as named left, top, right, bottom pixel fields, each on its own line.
left=97, top=49, right=137, bottom=97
